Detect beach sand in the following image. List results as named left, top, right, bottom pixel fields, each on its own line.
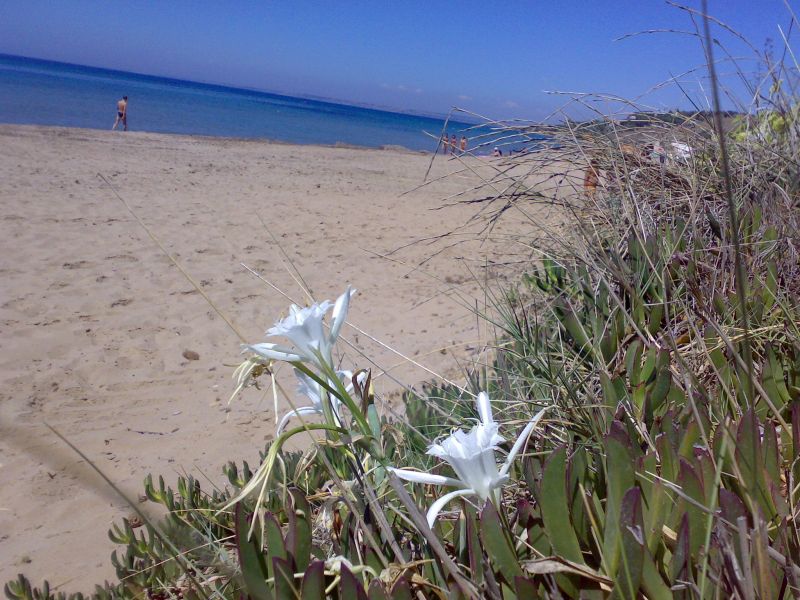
left=0, top=125, right=568, bottom=590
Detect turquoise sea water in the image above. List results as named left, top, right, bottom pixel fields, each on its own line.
left=0, top=54, right=480, bottom=151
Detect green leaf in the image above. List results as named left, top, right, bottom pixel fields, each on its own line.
left=514, top=576, right=538, bottom=597
left=641, top=551, right=672, bottom=600
left=556, top=299, right=592, bottom=356
left=672, top=459, right=705, bottom=556
left=367, top=579, right=389, bottom=600
left=235, top=503, right=273, bottom=600
left=480, top=500, right=524, bottom=584
left=340, top=563, right=368, bottom=600
left=272, top=556, right=296, bottom=600
left=625, top=340, right=643, bottom=385
left=646, top=303, right=664, bottom=336
left=367, top=404, right=381, bottom=439
left=540, top=447, right=584, bottom=564
left=643, top=478, right=671, bottom=556
left=736, top=409, right=776, bottom=518
left=464, top=501, right=484, bottom=586
left=389, top=578, right=413, bottom=600
left=645, top=350, right=671, bottom=422
left=610, top=487, right=644, bottom=599
left=670, top=514, right=692, bottom=595
left=639, top=348, right=658, bottom=386
left=264, top=511, right=288, bottom=562
left=602, top=436, right=635, bottom=576
left=287, top=489, right=312, bottom=573
left=301, top=560, right=326, bottom=600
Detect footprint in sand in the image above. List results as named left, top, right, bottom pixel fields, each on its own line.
left=104, top=254, right=139, bottom=263
left=62, top=261, right=90, bottom=270
left=110, top=298, right=133, bottom=308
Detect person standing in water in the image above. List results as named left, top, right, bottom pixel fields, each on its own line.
left=112, top=96, right=128, bottom=131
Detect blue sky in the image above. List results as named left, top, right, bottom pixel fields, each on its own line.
left=0, top=1, right=793, bottom=119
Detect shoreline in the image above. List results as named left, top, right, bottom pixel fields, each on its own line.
left=0, top=122, right=435, bottom=154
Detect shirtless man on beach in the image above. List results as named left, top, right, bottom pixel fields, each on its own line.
left=112, top=96, right=128, bottom=131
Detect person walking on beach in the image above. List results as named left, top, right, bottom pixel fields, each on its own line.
left=112, top=96, right=128, bottom=131
left=450, top=134, right=457, bottom=155
left=460, top=135, right=467, bottom=154
left=441, top=132, right=449, bottom=154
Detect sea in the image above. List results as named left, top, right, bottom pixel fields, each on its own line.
left=0, top=54, right=483, bottom=152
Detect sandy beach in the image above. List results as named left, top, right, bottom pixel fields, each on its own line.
left=0, top=125, right=567, bottom=590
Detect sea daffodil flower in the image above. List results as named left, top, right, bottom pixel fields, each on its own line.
left=247, top=286, right=354, bottom=370
left=276, top=369, right=353, bottom=434
left=389, top=391, right=549, bottom=527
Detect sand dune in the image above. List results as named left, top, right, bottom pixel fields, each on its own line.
left=0, top=125, right=564, bottom=589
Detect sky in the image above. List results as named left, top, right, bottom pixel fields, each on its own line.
left=0, top=1, right=795, bottom=120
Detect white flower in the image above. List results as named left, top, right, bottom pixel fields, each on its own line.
left=276, top=369, right=353, bottom=434
left=427, top=418, right=506, bottom=500
left=390, top=392, right=549, bottom=527
left=247, top=287, right=354, bottom=369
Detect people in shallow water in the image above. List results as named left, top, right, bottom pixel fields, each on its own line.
left=112, top=96, right=128, bottom=131
left=492, top=147, right=502, bottom=157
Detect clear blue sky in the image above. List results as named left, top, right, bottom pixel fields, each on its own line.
left=0, top=1, right=793, bottom=119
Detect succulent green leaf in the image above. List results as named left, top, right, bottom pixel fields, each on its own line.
left=389, top=578, right=414, bottom=600
left=464, top=501, right=484, bottom=586
left=287, top=489, right=312, bottom=573
left=602, top=436, right=635, bottom=575
left=610, top=487, right=644, bottom=600
left=513, top=576, right=538, bottom=597
left=234, top=503, right=272, bottom=600
left=367, top=579, right=389, bottom=600
left=340, top=563, right=368, bottom=600
left=300, top=560, right=326, bottom=600
left=264, top=512, right=288, bottom=563
left=480, top=500, right=524, bottom=584
left=272, top=556, right=296, bottom=600
left=540, top=447, right=584, bottom=565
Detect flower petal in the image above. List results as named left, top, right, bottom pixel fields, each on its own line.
left=476, top=391, right=494, bottom=426
left=388, top=467, right=463, bottom=488
left=295, top=369, right=324, bottom=407
left=329, top=286, right=354, bottom=343
left=277, top=405, right=323, bottom=434
left=247, top=343, right=304, bottom=363
left=498, top=406, right=550, bottom=477
left=425, top=488, right=475, bottom=528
